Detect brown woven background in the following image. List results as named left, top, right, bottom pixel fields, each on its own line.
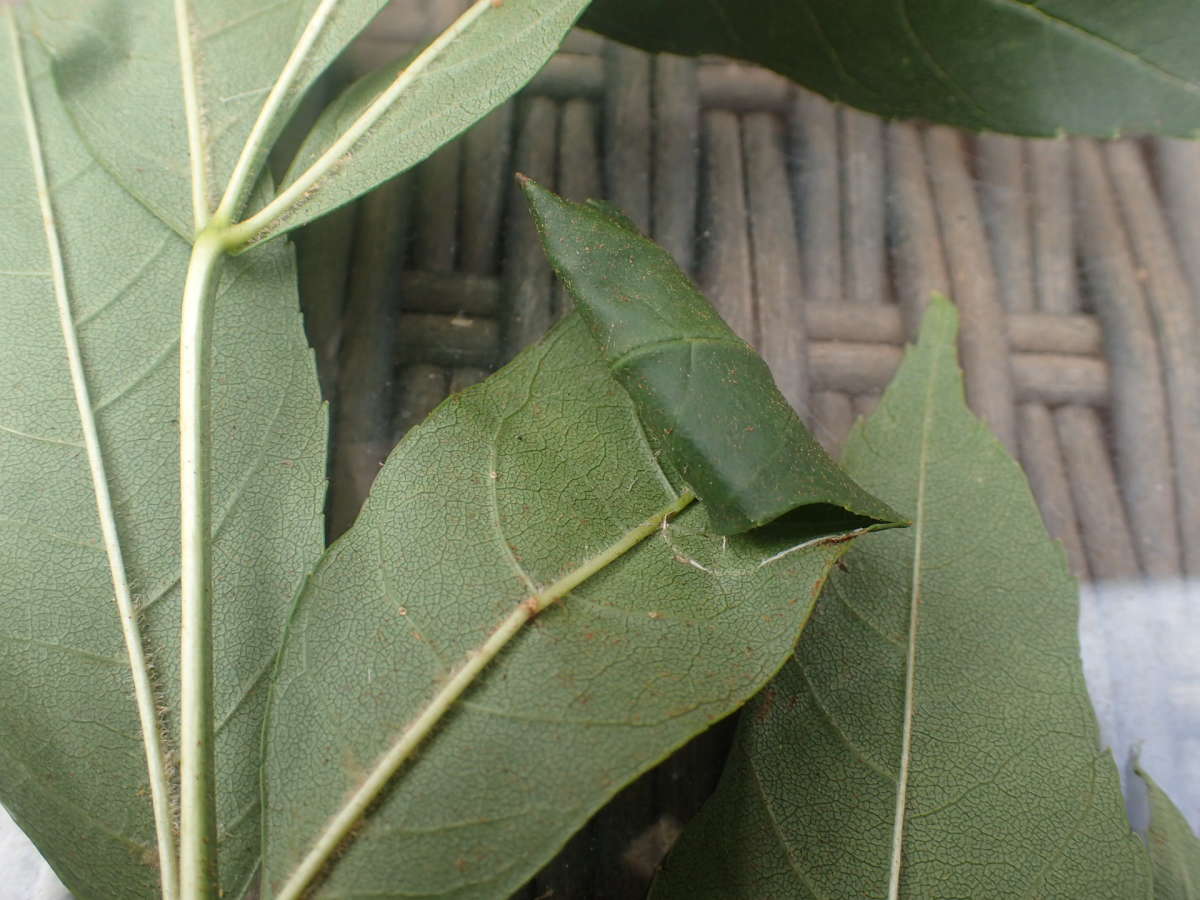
left=308, top=5, right=1200, bottom=585
left=284, top=3, right=1200, bottom=896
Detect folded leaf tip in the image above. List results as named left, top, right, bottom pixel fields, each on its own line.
left=521, top=178, right=905, bottom=538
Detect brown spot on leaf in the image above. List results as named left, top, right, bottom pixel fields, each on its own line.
left=755, top=687, right=776, bottom=723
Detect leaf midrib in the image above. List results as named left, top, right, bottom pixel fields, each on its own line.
left=214, top=0, right=342, bottom=222
left=232, top=0, right=586, bottom=245
left=271, top=488, right=696, bottom=900
left=885, top=342, right=941, bottom=900
left=608, top=335, right=746, bottom=373
left=173, top=0, right=210, bottom=231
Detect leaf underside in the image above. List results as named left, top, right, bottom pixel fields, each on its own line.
left=4, top=1, right=912, bottom=896
left=27, top=0, right=392, bottom=236
left=266, top=0, right=593, bottom=242
left=0, top=13, right=326, bottom=898
left=262, top=312, right=858, bottom=898
left=582, top=0, right=1200, bottom=137
left=1139, top=764, right=1200, bottom=900
left=649, top=297, right=1152, bottom=899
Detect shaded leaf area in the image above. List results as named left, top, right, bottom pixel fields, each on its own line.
left=650, top=298, right=1151, bottom=899
left=582, top=0, right=1200, bottom=137
left=258, top=0, right=591, bottom=242
left=0, top=16, right=326, bottom=899
left=28, top=0, right=392, bottom=236
left=263, top=314, right=853, bottom=899
left=522, top=179, right=904, bottom=536
left=1139, top=764, right=1200, bottom=899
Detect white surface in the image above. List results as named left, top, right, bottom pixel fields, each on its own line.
left=1080, top=578, right=1200, bottom=833
left=0, top=805, right=69, bottom=900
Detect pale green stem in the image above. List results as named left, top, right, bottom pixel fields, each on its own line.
left=224, top=0, right=498, bottom=249
left=214, top=0, right=341, bottom=223
left=179, top=231, right=227, bottom=900
left=274, top=489, right=698, bottom=900
left=173, top=0, right=209, bottom=233
left=7, top=12, right=181, bottom=898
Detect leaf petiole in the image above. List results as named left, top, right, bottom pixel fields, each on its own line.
left=178, top=228, right=228, bottom=899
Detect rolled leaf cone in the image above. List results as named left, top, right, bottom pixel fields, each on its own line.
left=521, top=176, right=905, bottom=535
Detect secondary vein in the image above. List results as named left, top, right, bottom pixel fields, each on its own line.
left=228, top=0, right=500, bottom=245
left=273, top=488, right=696, bottom=900
left=215, top=0, right=342, bottom=221
left=174, top=0, right=209, bottom=232
left=6, top=12, right=179, bottom=899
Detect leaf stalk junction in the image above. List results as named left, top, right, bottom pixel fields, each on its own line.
left=171, top=1, right=534, bottom=892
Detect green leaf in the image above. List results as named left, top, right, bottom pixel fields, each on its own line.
left=28, top=0, right=391, bottom=236
left=582, top=0, right=1200, bottom=137
left=649, top=296, right=1152, bottom=899
left=260, top=309, right=871, bottom=898
left=232, top=0, right=592, bottom=246
left=0, top=12, right=326, bottom=898
left=1139, top=764, right=1200, bottom=899
left=521, top=178, right=905, bottom=536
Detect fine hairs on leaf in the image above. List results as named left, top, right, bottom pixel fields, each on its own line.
left=2, top=14, right=178, bottom=895
left=257, top=181, right=901, bottom=899
left=1, top=9, right=327, bottom=897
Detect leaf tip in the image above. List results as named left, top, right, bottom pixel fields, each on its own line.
left=517, top=173, right=561, bottom=223
left=915, top=292, right=961, bottom=351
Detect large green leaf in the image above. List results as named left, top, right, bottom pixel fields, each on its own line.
left=0, top=12, right=326, bottom=898
left=1139, top=764, right=1200, bottom=899
left=521, top=179, right=904, bottom=536
left=649, top=297, right=1152, bottom=899
left=260, top=183, right=900, bottom=898
left=262, top=313, right=864, bottom=898
left=237, top=0, right=592, bottom=244
left=582, top=0, right=1200, bottom=137
left=28, top=0, right=391, bottom=236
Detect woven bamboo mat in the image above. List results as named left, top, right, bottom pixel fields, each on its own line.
left=310, top=8, right=1200, bottom=583
left=287, top=3, right=1200, bottom=895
